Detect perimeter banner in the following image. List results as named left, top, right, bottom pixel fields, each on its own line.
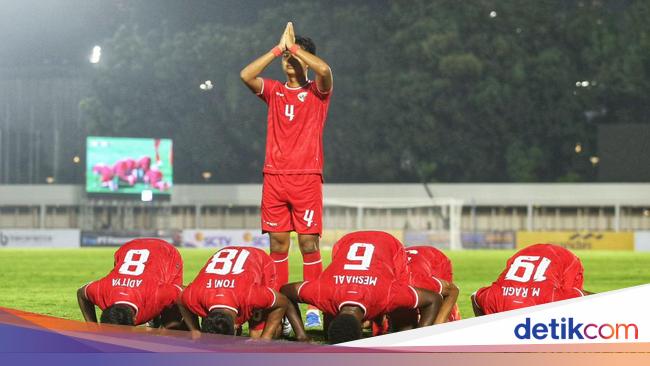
left=182, top=229, right=269, bottom=248
left=516, top=231, right=634, bottom=250
left=0, top=229, right=80, bottom=248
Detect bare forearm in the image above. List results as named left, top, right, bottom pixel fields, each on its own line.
left=292, top=48, right=331, bottom=78
left=434, top=284, right=459, bottom=324
left=261, top=306, right=285, bottom=340
left=177, top=301, right=200, bottom=332
left=286, top=301, right=309, bottom=341
left=240, top=51, right=278, bottom=93
left=77, top=288, right=97, bottom=322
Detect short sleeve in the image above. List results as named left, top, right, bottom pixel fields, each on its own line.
left=297, top=281, right=317, bottom=305
left=248, top=286, right=276, bottom=310
left=257, top=78, right=280, bottom=104
left=392, top=245, right=411, bottom=283
left=181, top=285, right=207, bottom=318
left=387, top=282, right=419, bottom=312
left=84, top=281, right=100, bottom=307
left=562, top=254, right=584, bottom=289
left=310, top=81, right=332, bottom=101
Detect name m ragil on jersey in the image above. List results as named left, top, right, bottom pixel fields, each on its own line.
left=502, top=286, right=541, bottom=297
left=333, top=275, right=378, bottom=286
left=112, top=278, right=142, bottom=288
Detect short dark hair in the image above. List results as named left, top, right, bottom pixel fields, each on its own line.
left=202, top=309, right=235, bottom=335
left=328, top=313, right=362, bottom=344
left=100, top=304, right=135, bottom=326
left=296, top=36, right=316, bottom=55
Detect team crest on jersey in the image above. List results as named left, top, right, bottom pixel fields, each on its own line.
left=297, top=92, right=308, bottom=102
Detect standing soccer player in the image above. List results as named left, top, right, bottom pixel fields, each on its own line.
left=472, top=243, right=589, bottom=315
left=240, top=22, right=333, bottom=329
left=77, top=238, right=184, bottom=328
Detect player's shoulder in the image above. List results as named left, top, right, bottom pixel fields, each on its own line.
left=121, top=237, right=174, bottom=250
left=518, top=243, right=576, bottom=259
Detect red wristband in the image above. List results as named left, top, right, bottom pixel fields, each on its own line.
left=271, top=46, right=283, bottom=57
left=289, top=44, right=300, bottom=55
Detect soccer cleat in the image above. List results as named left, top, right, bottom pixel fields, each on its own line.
left=304, top=310, right=322, bottom=328
left=281, top=317, right=293, bottom=337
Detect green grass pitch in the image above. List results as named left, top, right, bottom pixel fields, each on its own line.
left=1, top=248, right=649, bottom=327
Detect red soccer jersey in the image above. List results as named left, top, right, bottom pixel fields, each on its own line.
left=257, top=79, right=331, bottom=174
left=182, top=246, right=277, bottom=326
left=406, top=246, right=454, bottom=293
left=84, top=238, right=183, bottom=325
left=475, top=243, right=585, bottom=314
left=298, top=231, right=417, bottom=320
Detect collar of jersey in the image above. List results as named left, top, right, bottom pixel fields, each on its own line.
left=284, top=80, right=311, bottom=90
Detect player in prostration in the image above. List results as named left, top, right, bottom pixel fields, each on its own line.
left=240, top=22, right=334, bottom=329
left=407, top=246, right=461, bottom=322
left=472, top=243, right=590, bottom=315
left=77, top=238, right=185, bottom=328
left=281, top=231, right=443, bottom=344
left=178, top=246, right=304, bottom=340
left=390, top=246, right=460, bottom=331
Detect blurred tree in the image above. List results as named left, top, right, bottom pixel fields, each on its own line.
left=80, top=0, right=646, bottom=183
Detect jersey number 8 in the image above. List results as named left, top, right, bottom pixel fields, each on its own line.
left=118, top=249, right=151, bottom=276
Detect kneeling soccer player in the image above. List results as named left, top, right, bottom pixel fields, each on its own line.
left=179, top=246, right=301, bottom=340
left=390, top=246, right=460, bottom=331
left=77, top=238, right=184, bottom=328
left=472, top=243, right=589, bottom=316
left=281, top=231, right=442, bottom=344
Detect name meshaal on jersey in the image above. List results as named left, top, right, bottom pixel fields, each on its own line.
left=333, top=275, right=378, bottom=286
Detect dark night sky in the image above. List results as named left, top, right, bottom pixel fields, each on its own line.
left=0, top=0, right=288, bottom=66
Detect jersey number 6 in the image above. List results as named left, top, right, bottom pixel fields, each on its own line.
left=344, top=243, right=375, bottom=271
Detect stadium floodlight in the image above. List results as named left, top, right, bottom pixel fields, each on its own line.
left=202, top=171, right=212, bottom=181
left=574, top=143, right=582, bottom=154
left=141, top=189, right=153, bottom=202
left=90, top=46, right=102, bottom=64
left=589, top=156, right=600, bottom=166
left=581, top=81, right=590, bottom=87
left=489, top=11, right=497, bottom=18
left=46, top=176, right=55, bottom=184
left=73, top=156, right=81, bottom=164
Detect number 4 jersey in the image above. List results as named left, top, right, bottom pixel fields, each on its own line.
left=298, top=231, right=419, bottom=320
left=84, top=238, right=183, bottom=325
left=257, top=78, right=331, bottom=174
left=474, top=243, right=585, bottom=314
left=181, top=246, right=277, bottom=326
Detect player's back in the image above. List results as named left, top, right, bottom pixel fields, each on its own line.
left=86, top=238, right=183, bottom=324
left=111, top=238, right=182, bottom=286
left=329, top=231, right=409, bottom=282
left=300, top=231, right=415, bottom=320
left=191, top=246, right=274, bottom=288
left=183, top=246, right=277, bottom=324
left=479, top=243, right=584, bottom=312
left=406, top=245, right=453, bottom=282
left=495, top=244, right=583, bottom=289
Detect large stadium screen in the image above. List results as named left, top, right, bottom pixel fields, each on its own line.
left=86, top=136, right=173, bottom=196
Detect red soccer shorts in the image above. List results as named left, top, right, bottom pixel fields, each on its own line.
left=261, top=174, right=322, bottom=235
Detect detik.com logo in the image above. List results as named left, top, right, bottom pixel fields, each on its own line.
left=514, top=317, right=638, bottom=340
